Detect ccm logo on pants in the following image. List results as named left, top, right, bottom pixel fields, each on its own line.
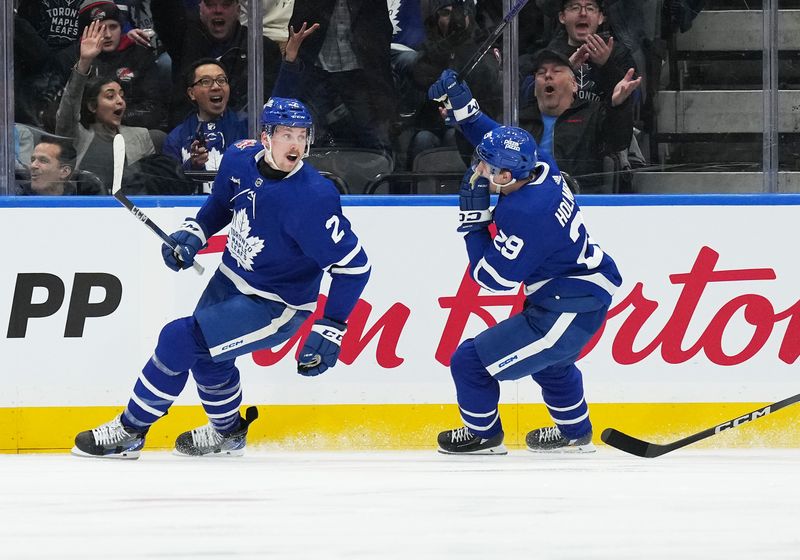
left=6, top=273, right=122, bottom=338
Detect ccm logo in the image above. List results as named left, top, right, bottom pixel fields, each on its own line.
left=498, top=355, right=519, bottom=368
left=322, top=328, right=344, bottom=342
left=459, top=211, right=483, bottom=222
left=221, top=339, right=245, bottom=351
left=714, top=406, right=772, bottom=433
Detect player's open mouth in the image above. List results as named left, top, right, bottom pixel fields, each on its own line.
left=286, top=154, right=298, bottom=162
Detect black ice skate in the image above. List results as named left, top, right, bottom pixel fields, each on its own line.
left=437, top=426, right=508, bottom=455
left=174, top=406, right=259, bottom=457
left=72, top=415, right=147, bottom=459
left=525, top=426, right=595, bottom=453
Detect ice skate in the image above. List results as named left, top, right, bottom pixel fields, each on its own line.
left=72, top=415, right=146, bottom=459
left=437, top=426, right=507, bottom=455
left=174, top=406, right=259, bottom=457
left=525, top=426, right=595, bottom=453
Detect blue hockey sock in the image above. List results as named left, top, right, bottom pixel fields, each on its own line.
left=450, top=339, right=503, bottom=438
left=192, top=356, right=242, bottom=434
left=121, top=317, right=207, bottom=432
left=534, top=363, right=592, bottom=439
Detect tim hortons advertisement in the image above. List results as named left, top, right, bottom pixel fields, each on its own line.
left=1, top=201, right=799, bottom=407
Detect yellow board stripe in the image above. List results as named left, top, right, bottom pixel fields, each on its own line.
left=1, top=403, right=798, bottom=453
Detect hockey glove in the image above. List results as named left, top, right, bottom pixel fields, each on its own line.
left=427, top=69, right=481, bottom=125
left=161, top=219, right=206, bottom=272
left=457, top=167, right=492, bottom=232
left=297, top=318, right=347, bottom=377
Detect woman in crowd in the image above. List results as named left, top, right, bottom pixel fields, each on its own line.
left=56, top=19, right=155, bottom=192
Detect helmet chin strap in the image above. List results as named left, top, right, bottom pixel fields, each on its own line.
left=262, top=133, right=280, bottom=169
left=489, top=173, right=513, bottom=194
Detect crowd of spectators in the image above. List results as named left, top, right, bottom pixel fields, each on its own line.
left=11, top=0, right=702, bottom=196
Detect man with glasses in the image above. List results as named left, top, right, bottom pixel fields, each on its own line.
left=163, top=58, right=248, bottom=192
left=152, top=0, right=282, bottom=127
left=543, top=0, right=636, bottom=106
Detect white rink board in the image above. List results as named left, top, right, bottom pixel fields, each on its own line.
left=2, top=198, right=800, bottom=407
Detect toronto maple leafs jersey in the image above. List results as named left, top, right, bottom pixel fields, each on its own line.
left=193, top=140, right=370, bottom=322
left=162, top=111, right=248, bottom=173
left=465, top=152, right=621, bottom=312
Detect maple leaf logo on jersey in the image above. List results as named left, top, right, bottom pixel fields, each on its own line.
left=227, top=209, right=264, bottom=271
left=387, top=0, right=402, bottom=35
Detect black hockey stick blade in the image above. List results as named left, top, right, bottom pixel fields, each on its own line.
left=600, top=428, right=662, bottom=458
left=242, top=406, right=259, bottom=428
left=113, top=190, right=205, bottom=275
left=459, top=0, right=529, bottom=79
left=601, top=392, right=800, bottom=458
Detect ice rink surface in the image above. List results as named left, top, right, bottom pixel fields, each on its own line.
left=1, top=448, right=798, bottom=560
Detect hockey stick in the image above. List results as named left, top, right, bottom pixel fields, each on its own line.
left=112, top=135, right=204, bottom=275
left=460, top=0, right=529, bottom=79
left=111, top=133, right=125, bottom=195
left=601, top=392, right=800, bottom=458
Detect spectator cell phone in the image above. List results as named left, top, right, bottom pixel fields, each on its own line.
left=194, top=122, right=206, bottom=148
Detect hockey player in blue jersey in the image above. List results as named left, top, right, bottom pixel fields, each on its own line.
left=72, top=97, right=371, bottom=459
left=429, top=72, right=621, bottom=453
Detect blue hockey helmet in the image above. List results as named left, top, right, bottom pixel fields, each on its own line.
left=476, top=126, right=538, bottom=181
left=261, top=97, right=315, bottom=154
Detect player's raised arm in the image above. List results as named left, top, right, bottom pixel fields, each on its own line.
left=436, top=124, right=621, bottom=456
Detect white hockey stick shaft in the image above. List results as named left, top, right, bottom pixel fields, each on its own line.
left=112, top=134, right=125, bottom=195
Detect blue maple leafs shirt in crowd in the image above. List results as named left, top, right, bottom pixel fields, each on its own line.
left=193, top=140, right=370, bottom=322
left=162, top=111, right=248, bottom=192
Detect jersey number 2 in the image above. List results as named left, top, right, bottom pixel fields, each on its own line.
left=326, top=215, right=345, bottom=243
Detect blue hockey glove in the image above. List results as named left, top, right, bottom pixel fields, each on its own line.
left=427, top=69, right=481, bottom=125
left=161, top=219, right=206, bottom=272
left=297, top=318, right=347, bottom=377
left=457, top=167, right=492, bottom=232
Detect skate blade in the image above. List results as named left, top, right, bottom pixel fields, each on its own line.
left=70, top=446, right=141, bottom=460
left=526, top=442, right=596, bottom=454
left=172, top=448, right=245, bottom=458
left=437, top=443, right=508, bottom=456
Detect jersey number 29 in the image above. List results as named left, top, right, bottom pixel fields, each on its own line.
left=570, top=210, right=603, bottom=269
